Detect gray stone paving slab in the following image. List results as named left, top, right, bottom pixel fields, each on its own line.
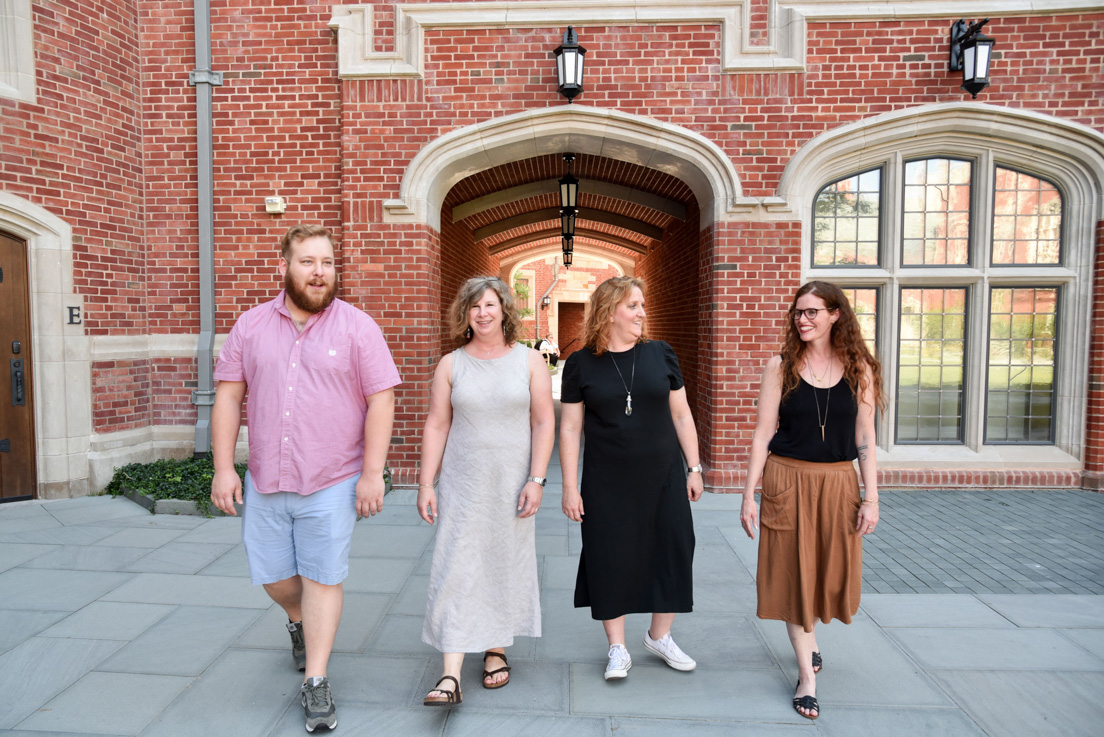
left=534, top=594, right=640, bottom=664
left=91, top=527, right=187, bottom=548
left=977, top=593, right=1104, bottom=628
left=932, top=670, right=1104, bottom=737
left=610, top=716, right=808, bottom=736
left=363, top=504, right=426, bottom=527
left=754, top=616, right=954, bottom=707
left=0, top=542, right=57, bottom=571
left=45, top=498, right=150, bottom=526
left=0, top=568, right=133, bottom=611
left=325, top=652, right=430, bottom=705
left=20, top=545, right=151, bottom=571
left=390, top=574, right=431, bottom=615
left=170, top=518, right=243, bottom=544
left=0, top=730, right=128, bottom=737
left=125, top=541, right=234, bottom=574
left=97, top=605, right=263, bottom=676
left=97, top=513, right=207, bottom=529
left=813, top=705, right=986, bottom=736
left=0, top=501, right=52, bottom=518
left=40, top=602, right=175, bottom=641
left=415, top=658, right=568, bottom=713
left=569, top=660, right=802, bottom=723
left=366, top=614, right=443, bottom=657
left=194, top=542, right=248, bottom=577
left=15, top=671, right=193, bottom=734
left=138, top=648, right=296, bottom=737
left=536, top=534, right=569, bottom=556
left=100, top=572, right=271, bottom=608
left=691, top=490, right=743, bottom=511
left=0, top=609, right=70, bottom=655
left=349, top=523, right=436, bottom=558
left=718, top=525, right=759, bottom=581
left=0, top=514, right=62, bottom=535
left=234, top=593, right=391, bottom=654
left=267, top=704, right=446, bottom=737
left=655, top=614, right=776, bottom=670
left=860, top=594, right=1015, bottom=628
left=0, top=525, right=120, bottom=547
left=692, top=581, right=758, bottom=614
left=541, top=555, right=578, bottom=590
left=0, top=637, right=125, bottom=728
left=1060, top=628, right=1104, bottom=662
left=344, top=555, right=417, bottom=594
left=442, top=712, right=609, bottom=737
left=890, top=627, right=1104, bottom=671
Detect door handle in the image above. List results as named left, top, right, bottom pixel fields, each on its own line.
left=10, top=358, right=25, bottom=406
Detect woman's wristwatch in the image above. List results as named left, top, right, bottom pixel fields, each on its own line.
left=687, top=465, right=703, bottom=474
left=527, top=476, right=547, bottom=487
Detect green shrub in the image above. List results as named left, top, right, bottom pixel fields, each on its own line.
left=103, top=455, right=245, bottom=516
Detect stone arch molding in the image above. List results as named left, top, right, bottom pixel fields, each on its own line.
left=384, top=106, right=747, bottom=231
left=778, top=102, right=1104, bottom=217
left=0, top=191, right=91, bottom=497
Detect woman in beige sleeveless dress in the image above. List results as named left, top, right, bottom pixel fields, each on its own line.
left=416, top=277, right=555, bottom=707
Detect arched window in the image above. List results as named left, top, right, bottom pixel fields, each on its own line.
left=785, top=104, right=1103, bottom=466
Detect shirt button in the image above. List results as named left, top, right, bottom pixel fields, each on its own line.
left=291, top=363, right=296, bottom=368
left=288, top=387, right=293, bottom=391
left=285, top=411, right=290, bottom=416
left=284, top=437, right=289, bottom=442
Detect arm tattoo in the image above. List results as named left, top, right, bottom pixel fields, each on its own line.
left=857, top=444, right=868, bottom=462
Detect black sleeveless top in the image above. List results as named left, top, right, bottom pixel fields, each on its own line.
left=768, top=377, right=859, bottom=463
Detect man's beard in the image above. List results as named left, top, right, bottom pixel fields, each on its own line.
left=284, top=272, right=337, bottom=314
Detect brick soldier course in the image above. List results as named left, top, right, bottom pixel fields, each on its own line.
left=2, top=1, right=1104, bottom=497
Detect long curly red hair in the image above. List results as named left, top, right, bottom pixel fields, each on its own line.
left=780, top=281, right=886, bottom=411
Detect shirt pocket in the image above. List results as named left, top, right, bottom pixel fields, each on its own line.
left=306, top=339, right=352, bottom=375
left=760, top=482, right=796, bottom=531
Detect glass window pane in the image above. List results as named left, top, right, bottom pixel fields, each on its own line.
left=902, top=159, right=971, bottom=265
left=840, top=287, right=878, bottom=358
left=985, top=287, right=1058, bottom=443
left=897, top=287, right=966, bottom=443
left=813, top=169, right=881, bottom=266
left=991, top=167, right=1062, bottom=265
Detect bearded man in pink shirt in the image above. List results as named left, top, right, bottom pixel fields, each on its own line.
left=210, top=224, right=400, bottom=733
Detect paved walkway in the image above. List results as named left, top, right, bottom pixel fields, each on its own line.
left=2, top=459, right=1104, bottom=736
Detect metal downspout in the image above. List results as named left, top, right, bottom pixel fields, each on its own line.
left=189, top=0, right=222, bottom=456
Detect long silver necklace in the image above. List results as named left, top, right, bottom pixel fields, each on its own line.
left=609, top=346, right=636, bottom=416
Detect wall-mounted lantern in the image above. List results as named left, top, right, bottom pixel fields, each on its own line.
left=949, top=19, right=995, bottom=99
left=553, top=27, right=587, bottom=102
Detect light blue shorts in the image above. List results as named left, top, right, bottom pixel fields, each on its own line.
left=241, top=471, right=359, bottom=586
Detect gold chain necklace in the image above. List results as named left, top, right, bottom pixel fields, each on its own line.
left=812, top=374, right=832, bottom=443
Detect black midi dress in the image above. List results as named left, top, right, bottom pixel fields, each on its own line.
left=561, top=340, right=695, bottom=620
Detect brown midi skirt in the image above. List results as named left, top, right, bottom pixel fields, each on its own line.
left=756, top=454, right=863, bottom=633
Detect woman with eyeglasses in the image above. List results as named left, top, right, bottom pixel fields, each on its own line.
left=417, top=276, right=555, bottom=707
left=739, top=280, right=885, bottom=720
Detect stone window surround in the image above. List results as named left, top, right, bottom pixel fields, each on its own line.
left=0, top=0, right=35, bottom=103
left=779, top=102, right=1104, bottom=470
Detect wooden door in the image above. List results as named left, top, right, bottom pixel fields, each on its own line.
left=0, top=233, right=35, bottom=501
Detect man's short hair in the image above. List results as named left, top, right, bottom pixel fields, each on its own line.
left=280, top=224, right=334, bottom=260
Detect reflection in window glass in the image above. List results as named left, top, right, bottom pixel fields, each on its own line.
left=897, top=288, right=966, bottom=443
left=903, top=158, right=971, bottom=266
left=813, top=169, right=880, bottom=266
left=841, top=287, right=877, bottom=357
left=992, top=168, right=1061, bottom=265
left=986, top=288, right=1057, bottom=442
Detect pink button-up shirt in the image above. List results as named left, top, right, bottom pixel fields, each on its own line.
left=214, top=292, right=401, bottom=495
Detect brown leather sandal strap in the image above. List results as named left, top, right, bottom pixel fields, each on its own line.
left=431, top=674, right=460, bottom=700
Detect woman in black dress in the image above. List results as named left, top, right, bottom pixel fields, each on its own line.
left=559, top=276, right=704, bottom=680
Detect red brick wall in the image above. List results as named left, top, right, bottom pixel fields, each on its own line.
left=1085, top=219, right=1104, bottom=490
left=5, top=3, right=1103, bottom=487
left=91, top=360, right=150, bottom=433
left=557, top=303, right=586, bottom=360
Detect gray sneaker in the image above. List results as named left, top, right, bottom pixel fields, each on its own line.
left=287, top=621, right=306, bottom=671
left=300, top=676, right=336, bottom=732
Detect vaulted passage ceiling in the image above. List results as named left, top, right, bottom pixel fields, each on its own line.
left=443, top=153, right=696, bottom=259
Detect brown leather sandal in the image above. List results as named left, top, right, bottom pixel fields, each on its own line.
left=423, top=675, right=462, bottom=707
left=482, top=651, right=511, bottom=689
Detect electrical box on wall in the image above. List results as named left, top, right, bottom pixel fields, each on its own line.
left=265, top=196, right=287, bottom=214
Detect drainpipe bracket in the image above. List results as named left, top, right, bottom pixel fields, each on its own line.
left=189, top=69, right=224, bottom=87
left=191, top=389, right=217, bottom=406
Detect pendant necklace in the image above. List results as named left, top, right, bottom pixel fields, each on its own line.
left=610, top=346, right=636, bottom=416
left=812, top=373, right=832, bottom=443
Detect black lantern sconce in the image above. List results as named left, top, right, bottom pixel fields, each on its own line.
left=562, top=235, right=574, bottom=269
left=949, top=18, right=995, bottom=99
left=559, top=153, right=578, bottom=209
left=553, top=27, right=587, bottom=102
left=541, top=296, right=552, bottom=310
left=561, top=208, right=577, bottom=239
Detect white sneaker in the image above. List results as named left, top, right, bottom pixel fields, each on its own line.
left=643, top=631, right=696, bottom=671
left=604, top=644, right=632, bottom=680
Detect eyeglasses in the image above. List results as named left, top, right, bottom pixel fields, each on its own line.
left=791, top=307, right=834, bottom=321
